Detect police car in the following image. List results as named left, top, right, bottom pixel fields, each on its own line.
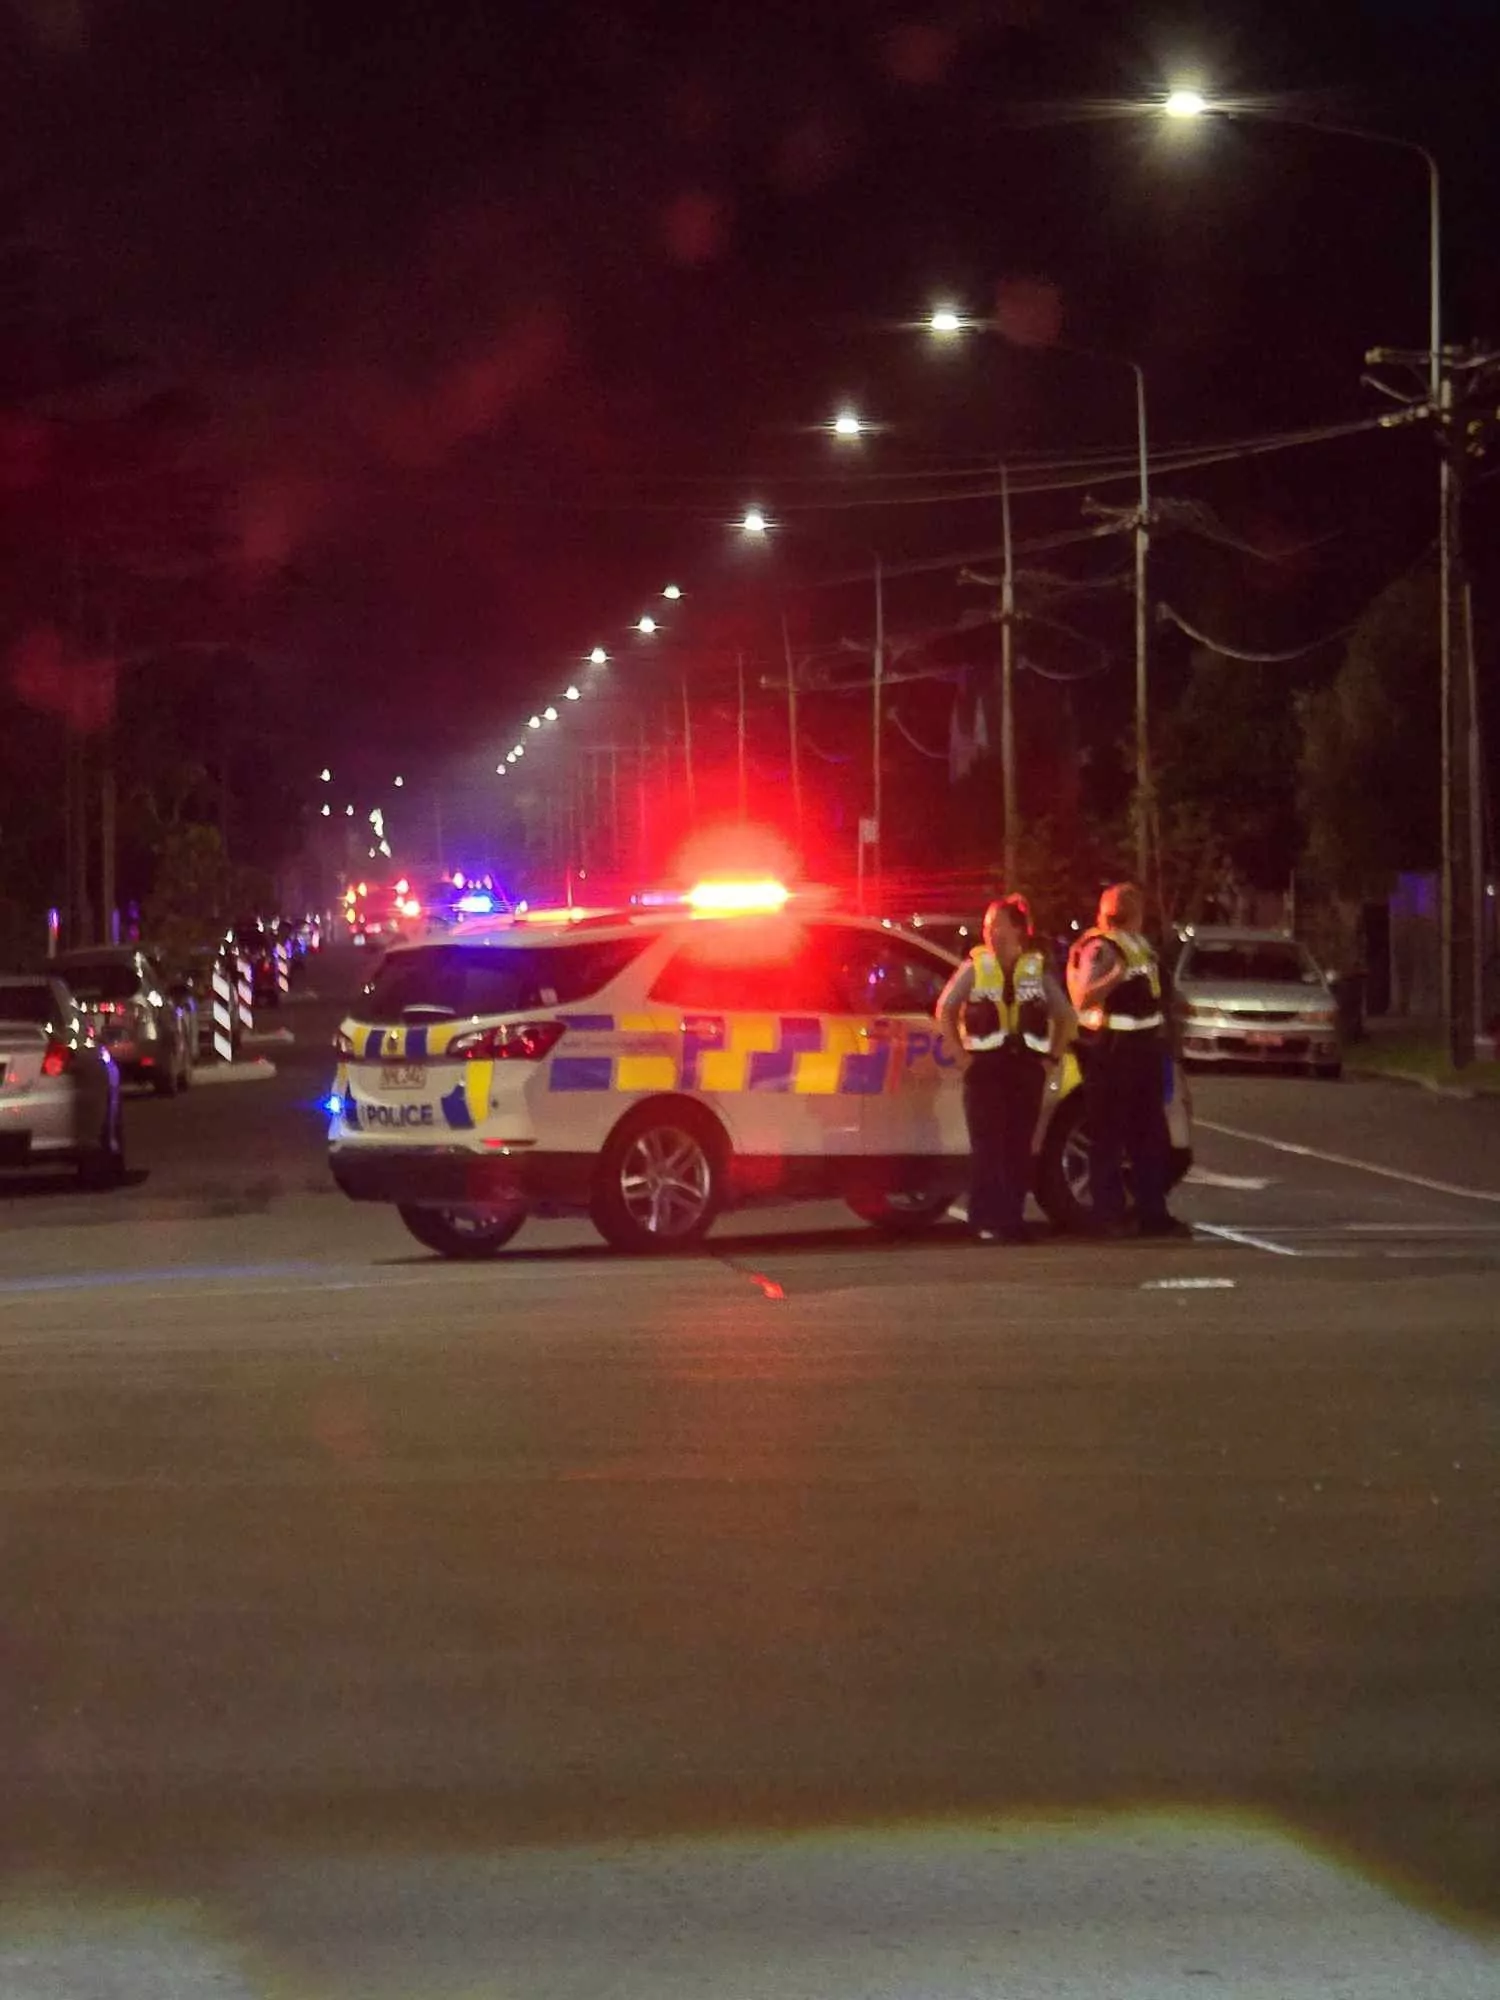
left=327, top=882, right=1192, bottom=1257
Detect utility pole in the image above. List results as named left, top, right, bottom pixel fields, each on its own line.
left=1131, top=361, right=1152, bottom=896
left=871, top=551, right=884, bottom=905
left=736, top=650, right=748, bottom=818
left=100, top=604, right=118, bottom=945
left=999, top=464, right=1017, bottom=884
left=780, top=613, right=804, bottom=846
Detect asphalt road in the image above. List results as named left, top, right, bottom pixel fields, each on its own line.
left=0, top=961, right=1496, bottom=1997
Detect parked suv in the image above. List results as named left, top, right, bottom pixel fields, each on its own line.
left=52, top=947, right=194, bottom=1095
left=1172, top=927, right=1341, bottom=1078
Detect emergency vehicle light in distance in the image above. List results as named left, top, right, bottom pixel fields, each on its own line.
left=686, top=878, right=792, bottom=913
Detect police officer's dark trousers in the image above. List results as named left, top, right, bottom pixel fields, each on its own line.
left=963, top=1046, right=1046, bottom=1235
left=1083, top=1031, right=1170, bottom=1228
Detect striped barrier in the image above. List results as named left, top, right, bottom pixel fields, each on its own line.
left=235, top=956, right=254, bottom=1042
left=275, top=942, right=290, bottom=998
left=209, top=961, right=234, bottom=1064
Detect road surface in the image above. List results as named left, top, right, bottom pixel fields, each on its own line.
left=0, top=962, right=1495, bottom=1996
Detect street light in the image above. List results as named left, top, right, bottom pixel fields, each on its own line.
left=320, top=803, right=330, bottom=817
left=740, top=507, right=769, bottom=536
left=319, top=768, right=331, bottom=782
left=662, top=583, right=682, bottom=600
left=589, top=646, right=609, bottom=666
left=831, top=409, right=864, bottom=438
left=528, top=714, right=542, bottom=729
left=564, top=685, right=581, bottom=700
left=1159, top=87, right=1470, bottom=1057
left=637, top=615, right=657, bottom=635
left=544, top=705, right=558, bottom=721
left=394, top=775, right=404, bottom=787
left=928, top=306, right=965, bottom=336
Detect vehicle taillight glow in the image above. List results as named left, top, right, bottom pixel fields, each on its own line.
left=41, top=1042, right=71, bottom=1078
left=445, top=1021, right=566, bottom=1062
left=686, top=878, right=792, bottom=913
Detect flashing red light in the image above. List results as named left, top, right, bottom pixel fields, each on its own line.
left=686, top=878, right=792, bottom=913
left=41, top=1042, right=71, bottom=1078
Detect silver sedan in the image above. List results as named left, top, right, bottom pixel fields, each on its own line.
left=0, top=976, right=126, bottom=1186
left=1173, top=928, right=1342, bottom=1078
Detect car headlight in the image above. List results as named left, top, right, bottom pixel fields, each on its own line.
left=1182, top=1004, right=1223, bottom=1024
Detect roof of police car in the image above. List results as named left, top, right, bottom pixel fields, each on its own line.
left=390, top=904, right=953, bottom=953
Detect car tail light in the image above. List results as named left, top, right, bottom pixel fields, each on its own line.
left=41, top=1042, right=72, bottom=1078
left=446, top=1021, right=566, bottom=1062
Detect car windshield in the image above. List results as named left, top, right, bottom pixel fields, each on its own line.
left=361, top=938, right=650, bottom=1022
left=1181, top=941, right=1320, bottom=985
left=55, top=959, right=139, bottom=1001
left=0, top=985, right=59, bottom=1025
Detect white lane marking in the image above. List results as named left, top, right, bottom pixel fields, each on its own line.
left=1196, top=1118, right=1500, bottom=1207
left=1185, top=1167, right=1273, bottom=1191
left=1345, top=1221, right=1500, bottom=1233
left=191, top=1060, right=278, bottom=1087
left=1193, top=1222, right=1304, bottom=1258
left=1142, top=1277, right=1237, bottom=1290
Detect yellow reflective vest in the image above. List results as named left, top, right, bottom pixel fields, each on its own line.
left=962, top=947, right=1052, bottom=1054
left=1074, top=927, right=1164, bottom=1033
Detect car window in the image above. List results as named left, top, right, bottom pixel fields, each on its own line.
left=1180, top=941, right=1320, bottom=985
left=55, top=959, right=140, bottom=1001
left=362, top=937, right=650, bottom=1022
left=649, top=922, right=845, bottom=1014
left=831, top=932, right=955, bottom=1015
left=0, top=984, right=61, bottom=1025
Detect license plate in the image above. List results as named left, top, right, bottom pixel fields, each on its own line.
left=1245, top=1032, right=1285, bottom=1049
left=380, top=1063, right=427, bottom=1090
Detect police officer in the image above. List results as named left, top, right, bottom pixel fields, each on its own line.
left=1066, top=881, right=1189, bottom=1239
left=937, top=894, right=1075, bottom=1244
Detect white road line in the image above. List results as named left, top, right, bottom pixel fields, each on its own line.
left=1196, top=1118, right=1500, bottom=1206
left=1184, top=1167, right=1274, bottom=1191
left=1142, top=1277, right=1238, bottom=1290
left=1193, top=1221, right=1304, bottom=1258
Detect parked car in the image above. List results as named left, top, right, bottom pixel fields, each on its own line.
left=1172, top=926, right=1342, bottom=1078
left=159, top=945, right=240, bottom=1059
left=0, top=974, right=125, bottom=1186
left=52, top=946, right=194, bottom=1095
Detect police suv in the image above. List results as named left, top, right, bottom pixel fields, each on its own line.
left=327, top=885, right=1192, bottom=1258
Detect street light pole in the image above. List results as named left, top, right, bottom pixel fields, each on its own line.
left=1131, top=357, right=1152, bottom=896
left=999, top=464, right=1017, bottom=884
left=871, top=550, right=884, bottom=907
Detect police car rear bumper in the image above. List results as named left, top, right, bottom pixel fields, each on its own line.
left=329, top=1143, right=596, bottom=1211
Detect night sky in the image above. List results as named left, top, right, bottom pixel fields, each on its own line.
left=3, top=0, right=1497, bottom=869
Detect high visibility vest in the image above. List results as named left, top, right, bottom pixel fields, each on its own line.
left=962, top=947, right=1052, bottom=1054
left=1073, top=927, right=1164, bottom=1033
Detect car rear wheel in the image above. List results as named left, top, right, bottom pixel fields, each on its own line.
left=846, top=1186, right=956, bottom=1234
left=1035, top=1088, right=1094, bottom=1231
left=397, top=1203, right=527, bottom=1259
left=592, top=1105, right=724, bottom=1253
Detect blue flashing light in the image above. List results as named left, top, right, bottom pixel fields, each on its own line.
left=323, top=1092, right=344, bottom=1118
left=457, top=891, right=495, bottom=914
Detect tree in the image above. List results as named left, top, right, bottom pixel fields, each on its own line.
left=142, top=823, right=266, bottom=960
left=1298, top=566, right=1439, bottom=897
left=1156, top=646, right=1302, bottom=894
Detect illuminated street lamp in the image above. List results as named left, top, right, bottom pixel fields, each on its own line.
left=589, top=646, right=608, bottom=665
left=319, top=768, right=331, bottom=782
left=637, top=614, right=657, bottom=635
left=662, top=583, right=682, bottom=600
left=320, top=803, right=330, bottom=817
left=393, top=775, right=404, bottom=788
left=496, top=764, right=507, bottom=775
left=544, top=705, right=558, bottom=721
left=831, top=409, right=864, bottom=438
left=928, top=305, right=964, bottom=336
left=1162, top=87, right=1207, bottom=119
left=740, top=507, right=769, bottom=536
left=528, top=714, right=542, bottom=729
left=564, top=685, right=581, bottom=700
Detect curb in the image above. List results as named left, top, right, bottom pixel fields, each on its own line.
left=191, top=1059, right=279, bottom=1087
left=1347, top=1063, right=1476, bottom=1101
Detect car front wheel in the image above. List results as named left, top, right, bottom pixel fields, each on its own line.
left=1034, top=1087, right=1094, bottom=1231
left=592, top=1106, right=724, bottom=1253
left=397, top=1203, right=527, bottom=1259
left=846, top=1186, right=957, bottom=1234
